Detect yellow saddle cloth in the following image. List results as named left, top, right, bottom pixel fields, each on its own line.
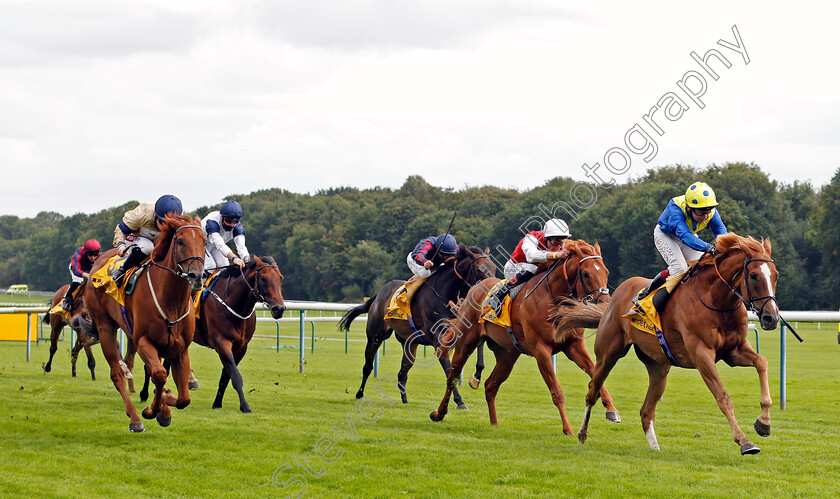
left=384, top=277, right=426, bottom=321
left=193, top=270, right=221, bottom=319
left=478, top=279, right=512, bottom=328
left=89, top=255, right=144, bottom=307
left=622, top=273, right=685, bottom=336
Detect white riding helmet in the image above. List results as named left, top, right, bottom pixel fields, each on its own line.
left=543, top=218, right=571, bottom=238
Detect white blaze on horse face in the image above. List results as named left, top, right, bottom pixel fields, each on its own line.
left=759, top=263, right=779, bottom=313
left=594, top=264, right=601, bottom=272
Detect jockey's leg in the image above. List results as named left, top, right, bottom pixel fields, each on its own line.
left=112, top=245, right=147, bottom=283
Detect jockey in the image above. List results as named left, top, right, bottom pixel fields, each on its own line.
left=58, top=239, right=101, bottom=310
left=111, top=194, right=184, bottom=283
left=407, top=233, right=458, bottom=279
left=201, top=200, right=250, bottom=273
left=487, top=218, right=571, bottom=312
left=635, top=181, right=728, bottom=302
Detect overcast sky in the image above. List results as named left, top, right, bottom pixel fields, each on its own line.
left=2, top=1, right=838, bottom=218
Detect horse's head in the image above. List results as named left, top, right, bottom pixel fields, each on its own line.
left=559, top=240, right=610, bottom=304
left=245, top=256, right=286, bottom=319
left=452, top=244, right=496, bottom=286
left=151, top=214, right=206, bottom=291
left=705, top=234, right=779, bottom=330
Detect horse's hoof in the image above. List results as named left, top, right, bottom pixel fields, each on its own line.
left=456, top=403, right=468, bottom=410
left=740, top=441, right=760, bottom=455
left=605, top=411, right=621, bottom=423
left=754, top=419, right=771, bottom=437
left=129, top=421, right=145, bottom=433
left=156, top=412, right=171, bottom=427
left=212, top=402, right=222, bottom=409
left=42, top=364, right=51, bottom=373
left=141, top=407, right=156, bottom=420
left=188, top=380, right=200, bottom=390
left=355, top=391, right=364, bottom=400
left=577, top=433, right=587, bottom=444
left=241, top=407, right=253, bottom=414
left=430, top=411, right=444, bottom=422
left=468, top=376, right=480, bottom=390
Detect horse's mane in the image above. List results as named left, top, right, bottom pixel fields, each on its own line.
left=456, top=244, right=485, bottom=258
left=216, top=256, right=277, bottom=279
left=151, top=214, right=201, bottom=262
left=697, top=233, right=765, bottom=266
left=563, top=239, right=599, bottom=259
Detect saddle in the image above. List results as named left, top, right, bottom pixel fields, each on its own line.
left=384, top=277, right=427, bottom=322
left=90, top=255, right=149, bottom=306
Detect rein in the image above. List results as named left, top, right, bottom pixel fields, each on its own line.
left=524, top=254, right=609, bottom=302
left=426, top=253, right=489, bottom=303
left=150, top=224, right=205, bottom=279
left=205, top=262, right=280, bottom=320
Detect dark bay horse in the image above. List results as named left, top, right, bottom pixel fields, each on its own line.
left=191, top=256, right=286, bottom=412
left=430, top=239, right=620, bottom=434
left=553, top=234, right=779, bottom=454
left=80, top=214, right=205, bottom=432
left=42, top=285, right=97, bottom=379
left=339, top=244, right=495, bottom=408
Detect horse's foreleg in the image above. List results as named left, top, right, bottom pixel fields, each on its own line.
left=483, top=349, right=520, bottom=425
left=215, top=343, right=250, bottom=413
left=135, top=336, right=167, bottom=422
left=430, top=329, right=481, bottom=422
left=98, top=324, right=143, bottom=432
left=469, top=340, right=485, bottom=389
left=723, top=341, right=772, bottom=438
left=691, top=345, right=758, bottom=455
left=639, top=356, right=670, bottom=451
left=169, top=348, right=192, bottom=411
left=563, top=335, right=620, bottom=422
left=123, top=338, right=137, bottom=393
left=397, top=340, right=419, bottom=404
left=533, top=343, right=574, bottom=435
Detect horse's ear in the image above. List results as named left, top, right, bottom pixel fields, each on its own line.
left=594, top=242, right=601, bottom=255
left=194, top=215, right=201, bottom=223
left=763, top=237, right=772, bottom=256
left=483, top=246, right=490, bottom=255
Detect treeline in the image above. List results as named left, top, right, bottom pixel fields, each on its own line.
left=2, top=162, right=838, bottom=310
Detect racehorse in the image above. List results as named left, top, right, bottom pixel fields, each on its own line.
left=430, top=239, right=620, bottom=434
left=553, top=233, right=779, bottom=454
left=133, top=257, right=286, bottom=412
left=80, top=214, right=205, bottom=432
left=42, top=285, right=97, bottom=379
left=339, top=244, right=495, bottom=409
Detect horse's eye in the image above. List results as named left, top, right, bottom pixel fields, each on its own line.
left=582, top=271, right=590, bottom=279
left=749, top=273, right=757, bottom=280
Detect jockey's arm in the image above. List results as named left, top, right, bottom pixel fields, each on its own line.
left=521, top=235, right=549, bottom=263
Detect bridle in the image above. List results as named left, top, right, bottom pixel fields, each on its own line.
left=151, top=224, right=205, bottom=279
left=694, top=254, right=779, bottom=317
left=206, top=261, right=282, bottom=320
left=562, top=255, right=610, bottom=303
left=426, top=253, right=491, bottom=303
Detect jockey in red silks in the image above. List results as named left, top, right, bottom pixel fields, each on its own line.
left=487, top=218, right=571, bottom=313
left=58, top=239, right=101, bottom=311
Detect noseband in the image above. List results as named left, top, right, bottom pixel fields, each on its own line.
left=695, top=255, right=778, bottom=316
left=152, top=224, right=205, bottom=279
left=563, top=255, right=610, bottom=302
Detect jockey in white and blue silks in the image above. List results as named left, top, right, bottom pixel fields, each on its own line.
left=201, top=200, right=250, bottom=273
left=111, top=194, right=183, bottom=283
left=636, top=181, right=728, bottom=301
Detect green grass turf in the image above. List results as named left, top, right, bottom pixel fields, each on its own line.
left=1, top=314, right=839, bottom=498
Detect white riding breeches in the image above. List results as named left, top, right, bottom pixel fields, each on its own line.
left=653, top=225, right=704, bottom=276
left=503, top=260, right=538, bottom=280
left=124, top=234, right=155, bottom=256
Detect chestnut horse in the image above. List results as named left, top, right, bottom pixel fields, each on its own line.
left=80, top=214, right=205, bottom=432
left=554, top=234, right=779, bottom=454
left=42, top=284, right=97, bottom=379
left=339, top=245, right=495, bottom=409
left=430, top=239, right=620, bottom=434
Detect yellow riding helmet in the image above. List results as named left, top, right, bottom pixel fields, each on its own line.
left=685, top=182, right=719, bottom=208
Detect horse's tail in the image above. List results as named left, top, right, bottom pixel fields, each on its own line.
left=550, top=297, right=608, bottom=342
left=42, top=311, right=51, bottom=324
left=338, top=295, right=375, bottom=332
left=69, top=313, right=97, bottom=339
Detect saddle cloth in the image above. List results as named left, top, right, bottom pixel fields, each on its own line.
left=90, top=255, right=144, bottom=306
left=193, top=270, right=221, bottom=319
left=48, top=285, right=86, bottom=320
left=622, top=270, right=686, bottom=336
left=384, top=277, right=426, bottom=321
left=479, top=279, right=513, bottom=328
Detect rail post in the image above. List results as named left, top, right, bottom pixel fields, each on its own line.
left=299, top=310, right=306, bottom=373
left=26, top=313, right=32, bottom=362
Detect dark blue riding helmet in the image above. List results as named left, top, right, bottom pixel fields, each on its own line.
left=436, top=234, right=457, bottom=255
left=154, top=194, right=183, bottom=221
left=220, top=200, right=243, bottom=218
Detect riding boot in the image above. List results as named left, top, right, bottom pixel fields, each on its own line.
left=111, top=246, right=146, bottom=284
left=61, top=281, right=81, bottom=310
left=633, top=270, right=669, bottom=306
left=489, top=270, right=534, bottom=315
